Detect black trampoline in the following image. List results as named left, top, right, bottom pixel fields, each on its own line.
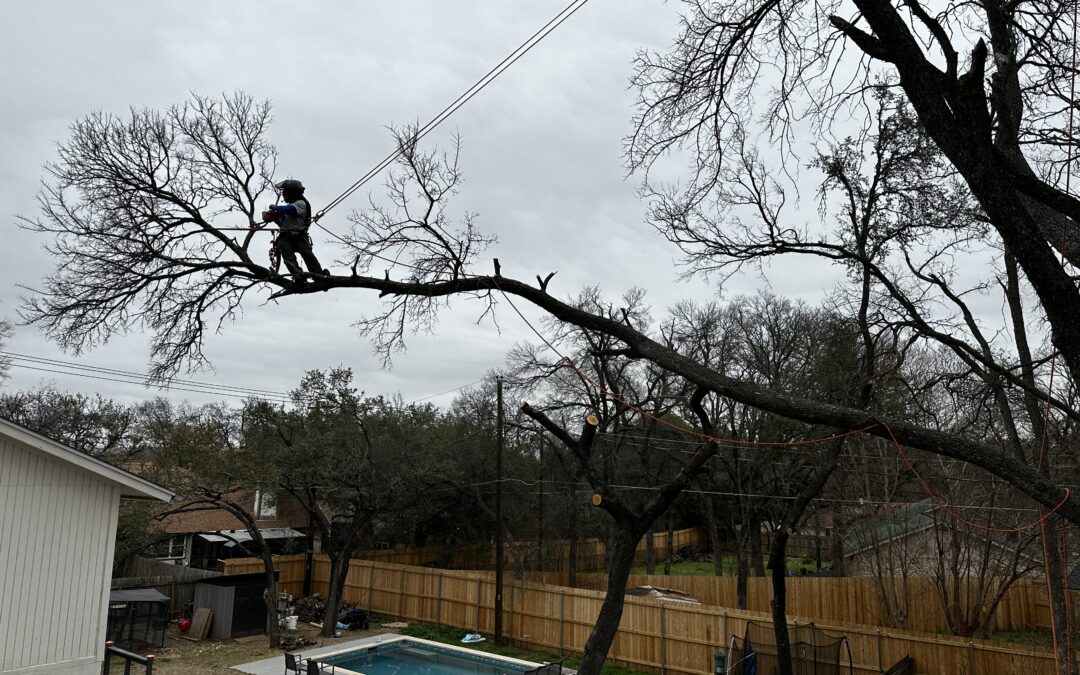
left=728, top=620, right=853, bottom=675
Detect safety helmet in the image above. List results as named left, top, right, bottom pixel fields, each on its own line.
left=276, top=179, right=305, bottom=194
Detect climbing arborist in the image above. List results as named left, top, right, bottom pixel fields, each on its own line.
left=262, top=179, right=328, bottom=282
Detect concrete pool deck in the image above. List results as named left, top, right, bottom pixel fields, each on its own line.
left=232, top=633, right=390, bottom=674
left=231, top=632, right=575, bottom=674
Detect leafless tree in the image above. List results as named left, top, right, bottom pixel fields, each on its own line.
left=23, top=75, right=1080, bottom=670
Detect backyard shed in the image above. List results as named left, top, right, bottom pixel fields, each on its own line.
left=0, top=416, right=173, bottom=675
left=194, top=572, right=277, bottom=640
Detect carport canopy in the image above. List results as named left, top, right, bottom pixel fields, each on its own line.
left=198, top=527, right=304, bottom=546
left=110, top=588, right=169, bottom=603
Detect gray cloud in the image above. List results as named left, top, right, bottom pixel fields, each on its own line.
left=2, top=0, right=839, bottom=407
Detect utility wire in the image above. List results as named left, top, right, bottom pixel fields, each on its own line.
left=7, top=363, right=290, bottom=404
left=314, top=0, right=592, bottom=223
left=1, top=351, right=290, bottom=399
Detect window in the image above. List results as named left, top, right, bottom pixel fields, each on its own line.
left=255, top=490, right=278, bottom=520
left=147, top=535, right=186, bottom=561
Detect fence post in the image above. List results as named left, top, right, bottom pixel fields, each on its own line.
left=559, top=589, right=566, bottom=656
left=876, top=629, right=883, bottom=674
left=367, top=562, right=375, bottom=614
left=968, top=641, right=975, bottom=675
left=398, top=567, right=407, bottom=619
left=659, top=602, right=667, bottom=675
left=721, top=609, right=730, bottom=669
left=436, top=570, right=444, bottom=625
left=146, top=654, right=154, bottom=675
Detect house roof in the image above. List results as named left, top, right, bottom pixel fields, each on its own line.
left=0, top=415, right=173, bottom=502
left=842, top=500, right=935, bottom=557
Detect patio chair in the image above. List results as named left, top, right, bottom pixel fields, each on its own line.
left=284, top=652, right=308, bottom=674
left=306, top=660, right=335, bottom=674
left=528, top=658, right=563, bottom=674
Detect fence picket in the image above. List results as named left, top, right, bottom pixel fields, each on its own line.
left=221, top=555, right=1056, bottom=675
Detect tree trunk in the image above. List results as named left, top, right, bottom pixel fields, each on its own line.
left=750, top=514, right=766, bottom=577
left=321, top=553, right=353, bottom=638
left=260, top=548, right=281, bottom=649
left=664, top=512, right=674, bottom=575
left=576, top=527, right=641, bottom=675
left=830, top=509, right=846, bottom=577
left=768, top=529, right=795, bottom=675
left=702, top=492, right=724, bottom=576
left=1042, top=518, right=1077, bottom=675
left=736, top=515, right=750, bottom=609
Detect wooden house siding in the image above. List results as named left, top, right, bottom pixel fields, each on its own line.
left=0, top=436, right=121, bottom=675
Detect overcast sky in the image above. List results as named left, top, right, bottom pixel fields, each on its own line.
left=1, top=1, right=846, bottom=409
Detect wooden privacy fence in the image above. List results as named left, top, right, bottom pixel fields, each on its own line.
left=355, top=527, right=706, bottom=571
left=111, top=557, right=220, bottom=615
left=222, top=555, right=1055, bottom=675
left=540, top=573, right=1052, bottom=635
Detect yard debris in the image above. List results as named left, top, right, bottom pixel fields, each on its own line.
left=280, top=634, right=317, bottom=651
left=382, top=621, right=409, bottom=629
left=294, top=594, right=327, bottom=623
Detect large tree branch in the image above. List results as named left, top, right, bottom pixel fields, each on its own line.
left=323, top=271, right=1077, bottom=522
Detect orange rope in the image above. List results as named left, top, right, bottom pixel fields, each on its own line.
left=490, top=280, right=1072, bottom=535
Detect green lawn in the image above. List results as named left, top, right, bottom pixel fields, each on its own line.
left=401, top=622, right=651, bottom=675
left=625, top=556, right=831, bottom=577
left=989, top=629, right=1054, bottom=648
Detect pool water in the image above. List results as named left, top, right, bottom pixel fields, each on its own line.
left=319, top=639, right=536, bottom=675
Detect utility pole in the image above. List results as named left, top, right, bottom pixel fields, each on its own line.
left=538, top=433, right=545, bottom=572
left=494, top=375, right=505, bottom=644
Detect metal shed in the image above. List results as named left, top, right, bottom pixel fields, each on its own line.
left=193, top=572, right=276, bottom=640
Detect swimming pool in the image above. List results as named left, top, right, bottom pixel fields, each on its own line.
left=314, top=636, right=546, bottom=675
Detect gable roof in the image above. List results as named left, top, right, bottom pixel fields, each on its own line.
left=0, top=415, right=173, bottom=502
left=842, top=500, right=935, bottom=557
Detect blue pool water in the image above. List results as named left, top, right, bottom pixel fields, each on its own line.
left=318, top=639, right=536, bottom=675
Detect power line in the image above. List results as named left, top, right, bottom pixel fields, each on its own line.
left=1, top=351, right=290, bottom=399
left=315, top=0, right=593, bottom=223
left=7, top=363, right=291, bottom=404
left=4, top=349, right=490, bottom=408
left=409, top=377, right=487, bottom=404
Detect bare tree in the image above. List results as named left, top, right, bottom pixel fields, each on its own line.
left=23, top=80, right=1080, bottom=671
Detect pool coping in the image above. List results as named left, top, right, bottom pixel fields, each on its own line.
left=313, top=634, right=545, bottom=674
left=231, top=632, right=562, bottom=675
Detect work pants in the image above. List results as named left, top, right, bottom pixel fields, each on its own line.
left=276, top=231, right=324, bottom=276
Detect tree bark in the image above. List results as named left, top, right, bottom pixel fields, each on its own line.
left=664, top=512, right=674, bottom=575
left=702, top=492, right=724, bottom=576
left=646, top=527, right=656, bottom=575
left=768, top=528, right=795, bottom=675
left=576, top=527, right=642, bottom=675
left=321, top=554, right=353, bottom=638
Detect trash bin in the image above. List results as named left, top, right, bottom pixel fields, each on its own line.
left=713, top=651, right=726, bottom=674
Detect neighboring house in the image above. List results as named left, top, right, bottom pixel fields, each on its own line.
left=152, top=489, right=309, bottom=570
left=842, top=500, right=937, bottom=576
left=0, top=416, right=172, bottom=675
left=842, top=499, right=1041, bottom=577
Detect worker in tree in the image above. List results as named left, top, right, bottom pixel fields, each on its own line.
left=262, top=179, right=328, bottom=281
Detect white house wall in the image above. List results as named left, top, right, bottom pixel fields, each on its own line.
left=0, top=436, right=121, bottom=675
